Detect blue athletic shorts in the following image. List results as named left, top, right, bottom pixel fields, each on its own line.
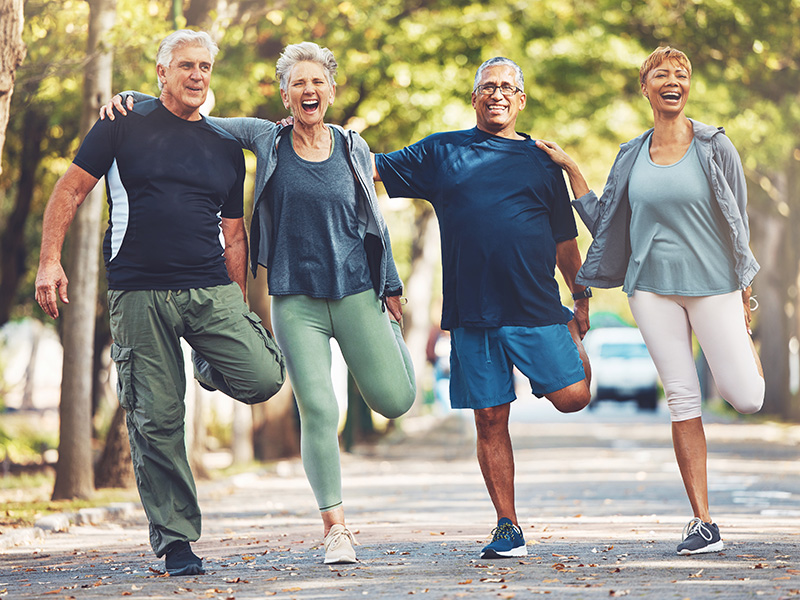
left=449, top=323, right=585, bottom=410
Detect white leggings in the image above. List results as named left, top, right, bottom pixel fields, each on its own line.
left=628, top=290, right=764, bottom=422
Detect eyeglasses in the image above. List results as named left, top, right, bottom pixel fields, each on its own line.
left=475, top=83, right=522, bottom=97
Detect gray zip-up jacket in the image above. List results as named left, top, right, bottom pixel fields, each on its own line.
left=572, top=118, right=759, bottom=290
left=123, top=92, right=402, bottom=299
left=213, top=119, right=403, bottom=298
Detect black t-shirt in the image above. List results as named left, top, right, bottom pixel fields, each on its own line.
left=73, top=98, right=245, bottom=290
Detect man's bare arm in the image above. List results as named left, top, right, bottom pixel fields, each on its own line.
left=555, top=238, right=590, bottom=338
left=221, top=217, right=248, bottom=299
left=35, top=164, right=100, bottom=319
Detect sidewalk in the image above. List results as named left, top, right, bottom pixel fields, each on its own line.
left=1, top=411, right=799, bottom=599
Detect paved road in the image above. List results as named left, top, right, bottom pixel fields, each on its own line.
left=1, top=397, right=799, bottom=599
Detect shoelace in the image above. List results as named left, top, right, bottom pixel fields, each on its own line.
left=491, top=522, right=517, bottom=541
left=682, top=518, right=713, bottom=542
left=326, top=526, right=358, bottom=550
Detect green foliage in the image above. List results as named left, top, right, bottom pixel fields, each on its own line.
left=3, top=0, right=800, bottom=329
left=0, top=420, right=58, bottom=465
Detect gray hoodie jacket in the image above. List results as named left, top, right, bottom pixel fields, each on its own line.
left=208, top=119, right=404, bottom=299
left=572, top=118, right=759, bottom=290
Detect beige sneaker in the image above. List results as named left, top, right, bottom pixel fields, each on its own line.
left=323, top=524, right=357, bottom=564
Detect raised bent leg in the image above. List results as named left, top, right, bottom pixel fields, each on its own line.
left=332, top=290, right=416, bottom=419
left=185, top=283, right=285, bottom=404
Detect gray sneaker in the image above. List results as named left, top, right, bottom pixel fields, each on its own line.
left=677, top=518, right=723, bottom=555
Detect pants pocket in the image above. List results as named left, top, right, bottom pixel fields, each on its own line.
left=110, top=342, right=136, bottom=411
left=243, top=311, right=286, bottom=382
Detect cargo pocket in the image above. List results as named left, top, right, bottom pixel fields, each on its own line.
left=110, top=342, right=136, bottom=411
left=243, top=311, right=286, bottom=388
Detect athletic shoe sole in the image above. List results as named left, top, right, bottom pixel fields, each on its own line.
left=481, top=546, right=528, bottom=559
left=324, top=555, right=358, bottom=564
left=167, top=564, right=205, bottom=576
left=677, top=540, right=724, bottom=555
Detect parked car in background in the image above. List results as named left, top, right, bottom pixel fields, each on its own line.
left=582, top=326, right=661, bottom=411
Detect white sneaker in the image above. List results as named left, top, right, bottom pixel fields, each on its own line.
left=323, top=524, right=357, bottom=564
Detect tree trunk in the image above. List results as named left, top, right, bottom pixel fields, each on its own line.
left=231, top=401, right=254, bottom=464
left=750, top=211, right=792, bottom=418
left=52, top=0, right=117, bottom=501
left=341, top=372, right=375, bottom=452
left=0, top=0, right=26, bottom=176
left=94, top=405, right=134, bottom=488
left=400, top=203, right=440, bottom=412
left=0, top=102, right=47, bottom=326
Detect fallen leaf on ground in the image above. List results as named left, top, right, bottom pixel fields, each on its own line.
left=689, top=569, right=704, bottom=579
left=609, top=590, right=630, bottom=597
left=458, top=580, right=473, bottom=585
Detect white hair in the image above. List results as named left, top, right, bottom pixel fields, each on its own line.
left=156, top=30, right=218, bottom=90
left=473, top=57, right=525, bottom=92
left=275, top=42, right=337, bottom=93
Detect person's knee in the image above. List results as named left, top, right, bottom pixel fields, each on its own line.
left=720, top=377, right=765, bottom=415
left=375, top=394, right=415, bottom=420
left=474, top=405, right=510, bottom=437
left=554, top=392, right=590, bottom=413
left=362, top=378, right=416, bottom=420
left=234, top=355, right=286, bottom=404
left=547, top=382, right=590, bottom=413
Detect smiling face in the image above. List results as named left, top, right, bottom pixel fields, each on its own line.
left=471, top=64, right=526, bottom=139
left=642, top=58, right=691, bottom=117
left=157, top=43, right=212, bottom=120
left=281, top=60, right=335, bottom=129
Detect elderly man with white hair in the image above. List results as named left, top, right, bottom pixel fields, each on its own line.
left=36, top=29, right=285, bottom=575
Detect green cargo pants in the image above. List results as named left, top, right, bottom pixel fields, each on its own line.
left=108, top=283, right=285, bottom=557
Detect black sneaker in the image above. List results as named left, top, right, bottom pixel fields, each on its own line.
left=165, top=541, right=205, bottom=576
left=677, top=518, right=723, bottom=555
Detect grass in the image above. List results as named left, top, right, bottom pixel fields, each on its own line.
left=0, top=471, right=139, bottom=528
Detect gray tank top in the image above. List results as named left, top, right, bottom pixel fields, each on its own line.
left=264, top=128, right=373, bottom=299
left=623, top=134, right=738, bottom=296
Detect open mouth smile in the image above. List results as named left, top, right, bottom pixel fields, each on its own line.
left=302, top=100, right=320, bottom=112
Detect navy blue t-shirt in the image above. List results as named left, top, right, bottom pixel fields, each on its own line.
left=375, top=127, right=577, bottom=329
left=73, top=99, right=245, bottom=290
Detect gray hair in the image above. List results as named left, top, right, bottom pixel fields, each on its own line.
left=473, top=57, right=525, bottom=92
left=156, top=30, right=219, bottom=90
left=275, top=42, right=337, bottom=93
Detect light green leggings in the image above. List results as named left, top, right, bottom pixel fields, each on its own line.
left=272, top=289, right=416, bottom=511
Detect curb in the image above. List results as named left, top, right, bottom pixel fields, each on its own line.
left=0, top=502, right=141, bottom=550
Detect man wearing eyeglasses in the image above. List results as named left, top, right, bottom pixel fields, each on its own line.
left=373, top=57, right=592, bottom=559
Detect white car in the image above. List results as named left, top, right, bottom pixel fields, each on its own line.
left=582, top=326, right=661, bottom=411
